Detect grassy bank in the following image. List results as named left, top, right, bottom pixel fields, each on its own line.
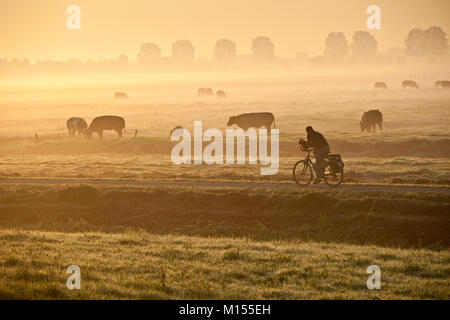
left=0, top=184, right=448, bottom=249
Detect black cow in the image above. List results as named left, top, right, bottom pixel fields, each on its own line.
left=87, top=115, right=125, bottom=139
left=227, top=112, right=275, bottom=131
left=402, top=80, right=419, bottom=89
left=66, top=117, right=88, bottom=137
left=360, top=110, right=383, bottom=132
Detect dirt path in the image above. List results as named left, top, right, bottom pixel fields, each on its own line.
left=0, top=178, right=448, bottom=193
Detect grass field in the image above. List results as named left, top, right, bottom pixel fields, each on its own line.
left=0, top=153, right=449, bottom=185
left=0, top=75, right=449, bottom=299
left=1, top=229, right=449, bottom=299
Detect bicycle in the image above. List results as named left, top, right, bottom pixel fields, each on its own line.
left=293, top=141, right=344, bottom=187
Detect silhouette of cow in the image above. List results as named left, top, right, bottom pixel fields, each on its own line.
left=216, top=90, right=227, bottom=99
left=67, top=117, right=88, bottom=137
left=360, top=110, right=383, bottom=133
left=87, top=116, right=125, bottom=139
left=197, top=88, right=214, bottom=97
left=374, top=82, right=388, bottom=90
left=402, top=80, right=419, bottom=89
left=114, top=92, right=129, bottom=98
left=435, top=80, right=450, bottom=88
left=227, top=112, right=275, bottom=131
left=170, top=126, right=183, bottom=136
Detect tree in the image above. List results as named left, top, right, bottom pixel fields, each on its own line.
left=172, top=40, right=195, bottom=62
left=423, top=26, right=447, bottom=57
left=404, top=29, right=426, bottom=58
left=350, top=31, right=378, bottom=59
left=214, top=39, right=236, bottom=63
left=251, top=36, right=275, bottom=62
left=137, top=42, right=161, bottom=64
left=405, top=26, right=447, bottom=60
left=323, top=32, right=349, bottom=62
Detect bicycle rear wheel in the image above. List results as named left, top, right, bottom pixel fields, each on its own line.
left=323, top=163, right=343, bottom=187
left=293, top=160, right=313, bottom=186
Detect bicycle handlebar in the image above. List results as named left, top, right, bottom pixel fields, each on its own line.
left=299, top=145, right=315, bottom=152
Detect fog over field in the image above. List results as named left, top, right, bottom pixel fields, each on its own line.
left=0, top=0, right=449, bottom=301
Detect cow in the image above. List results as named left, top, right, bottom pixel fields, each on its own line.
left=197, top=88, right=214, bottom=97
left=170, top=126, right=183, bottom=136
left=402, top=80, right=419, bottom=89
left=114, top=92, right=129, bottom=98
left=435, top=80, right=450, bottom=88
left=227, top=112, right=275, bottom=132
left=360, top=110, right=383, bottom=133
left=374, top=82, right=388, bottom=90
left=66, top=117, right=88, bottom=137
left=216, top=90, right=227, bottom=99
left=87, top=115, right=125, bottom=139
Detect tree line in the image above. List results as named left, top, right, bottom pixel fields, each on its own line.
left=0, top=26, right=448, bottom=73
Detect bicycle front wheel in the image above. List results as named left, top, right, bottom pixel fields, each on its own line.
left=293, top=160, right=313, bottom=186
left=323, top=164, right=343, bottom=187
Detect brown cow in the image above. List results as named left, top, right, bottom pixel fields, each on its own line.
left=170, top=126, right=183, bottom=136
left=87, top=115, right=125, bottom=139
left=435, top=80, right=450, bottom=88
left=197, top=88, right=214, bottom=97
left=114, top=92, right=129, bottom=98
left=360, top=110, right=383, bottom=132
left=227, top=112, right=275, bottom=131
left=402, top=80, right=419, bottom=89
left=374, top=82, right=388, bottom=90
left=216, top=90, right=227, bottom=99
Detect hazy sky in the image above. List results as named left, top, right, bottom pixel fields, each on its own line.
left=1, top=0, right=449, bottom=61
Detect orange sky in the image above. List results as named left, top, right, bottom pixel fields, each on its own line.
left=1, top=0, right=449, bottom=62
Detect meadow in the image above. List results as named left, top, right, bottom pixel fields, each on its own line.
left=0, top=228, right=449, bottom=300
left=0, top=74, right=449, bottom=299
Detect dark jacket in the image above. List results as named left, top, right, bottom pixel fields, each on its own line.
left=307, top=130, right=329, bottom=149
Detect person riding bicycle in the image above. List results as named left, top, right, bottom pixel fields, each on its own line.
left=301, top=126, right=330, bottom=184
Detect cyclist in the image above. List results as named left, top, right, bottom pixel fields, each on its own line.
left=302, top=126, right=330, bottom=184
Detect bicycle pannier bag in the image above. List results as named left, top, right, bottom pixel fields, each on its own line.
left=329, top=154, right=344, bottom=173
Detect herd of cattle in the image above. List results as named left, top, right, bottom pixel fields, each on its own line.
left=197, top=88, right=227, bottom=99
left=375, top=80, right=450, bottom=90
left=68, top=79, right=449, bottom=138
left=67, top=110, right=379, bottom=139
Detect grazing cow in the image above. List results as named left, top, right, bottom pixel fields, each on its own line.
left=435, top=80, right=450, bottom=88
left=170, top=126, right=183, bottom=136
left=66, top=117, right=88, bottom=137
left=227, top=112, right=275, bottom=131
left=114, top=92, right=129, bottom=98
left=197, top=88, right=215, bottom=97
left=402, top=80, right=419, bottom=89
left=216, top=90, right=227, bottom=99
left=374, top=82, right=388, bottom=90
left=87, top=115, right=125, bottom=139
left=360, top=110, right=383, bottom=133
